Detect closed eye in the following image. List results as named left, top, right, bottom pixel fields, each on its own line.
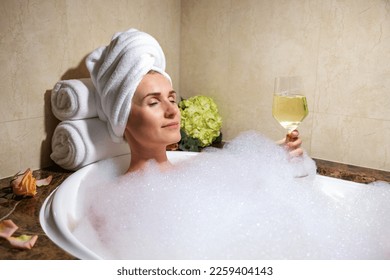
left=148, top=97, right=160, bottom=106
left=149, top=101, right=159, bottom=107
left=169, top=91, right=177, bottom=104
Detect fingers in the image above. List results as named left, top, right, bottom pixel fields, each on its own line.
left=286, top=129, right=299, bottom=142
left=286, top=137, right=302, bottom=149
left=290, top=129, right=299, bottom=138
left=276, top=130, right=303, bottom=157
left=286, top=130, right=301, bottom=149
left=286, top=130, right=303, bottom=157
left=277, top=130, right=299, bottom=145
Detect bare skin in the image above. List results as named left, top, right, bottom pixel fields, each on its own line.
left=281, top=130, right=304, bottom=157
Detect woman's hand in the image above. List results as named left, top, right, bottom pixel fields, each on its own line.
left=277, top=130, right=303, bottom=157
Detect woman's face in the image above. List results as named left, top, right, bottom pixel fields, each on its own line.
left=125, top=72, right=181, bottom=148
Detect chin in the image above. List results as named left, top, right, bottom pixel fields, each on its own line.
left=160, top=130, right=181, bottom=146
left=168, top=135, right=181, bottom=146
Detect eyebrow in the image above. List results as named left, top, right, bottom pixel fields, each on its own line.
left=142, top=90, right=176, bottom=100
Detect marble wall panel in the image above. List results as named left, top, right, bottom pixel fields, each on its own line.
left=181, top=0, right=390, bottom=171
left=315, top=0, right=390, bottom=119
left=180, top=0, right=231, bottom=108
left=312, top=113, right=390, bottom=171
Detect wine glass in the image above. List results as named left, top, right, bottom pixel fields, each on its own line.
left=272, top=76, right=309, bottom=177
left=272, top=76, right=308, bottom=142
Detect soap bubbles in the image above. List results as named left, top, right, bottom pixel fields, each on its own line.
left=73, top=131, right=390, bottom=259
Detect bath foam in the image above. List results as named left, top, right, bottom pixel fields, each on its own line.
left=73, top=131, right=390, bottom=259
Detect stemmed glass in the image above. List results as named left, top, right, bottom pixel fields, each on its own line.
left=272, top=76, right=308, bottom=141
left=272, top=76, right=309, bottom=177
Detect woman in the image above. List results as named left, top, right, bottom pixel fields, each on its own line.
left=86, top=28, right=303, bottom=173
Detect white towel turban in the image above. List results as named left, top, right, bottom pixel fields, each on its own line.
left=86, top=28, right=171, bottom=143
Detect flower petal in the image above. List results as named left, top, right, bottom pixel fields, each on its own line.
left=7, top=234, right=38, bottom=250
left=36, top=175, right=53, bottom=187
left=0, top=219, right=19, bottom=239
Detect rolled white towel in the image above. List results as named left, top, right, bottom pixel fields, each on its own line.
left=50, top=118, right=129, bottom=170
left=51, top=78, right=98, bottom=121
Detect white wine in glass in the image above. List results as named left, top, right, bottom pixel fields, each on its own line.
left=272, top=76, right=308, bottom=138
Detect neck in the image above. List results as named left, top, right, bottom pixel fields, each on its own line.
left=126, top=142, right=170, bottom=173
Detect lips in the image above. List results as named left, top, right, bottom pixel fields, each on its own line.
left=162, top=122, right=179, bottom=128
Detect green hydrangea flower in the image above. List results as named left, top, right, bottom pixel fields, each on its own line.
left=179, top=95, right=222, bottom=147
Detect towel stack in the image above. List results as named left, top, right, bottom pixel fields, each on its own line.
left=50, top=79, right=128, bottom=170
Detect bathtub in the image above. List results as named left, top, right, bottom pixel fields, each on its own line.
left=39, top=152, right=381, bottom=260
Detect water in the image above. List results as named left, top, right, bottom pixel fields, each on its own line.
left=73, top=131, right=390, bottom=259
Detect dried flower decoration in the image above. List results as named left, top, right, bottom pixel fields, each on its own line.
left=0, top=219, right=38, bottom=249
left=0, top=219, right=18, bottom=238
left=7, top=234, right=38, bottom=250
left=10, top=168, right=52, bottom=197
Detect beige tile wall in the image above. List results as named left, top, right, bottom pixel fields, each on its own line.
left=0, top=0, right=180, bottom=178
left=1, top=0, right=389, bottom=179
left=180, top=0, right=390, bottom=171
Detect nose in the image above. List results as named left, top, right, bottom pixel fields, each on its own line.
left=164, top=100, right=179, bottom=118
